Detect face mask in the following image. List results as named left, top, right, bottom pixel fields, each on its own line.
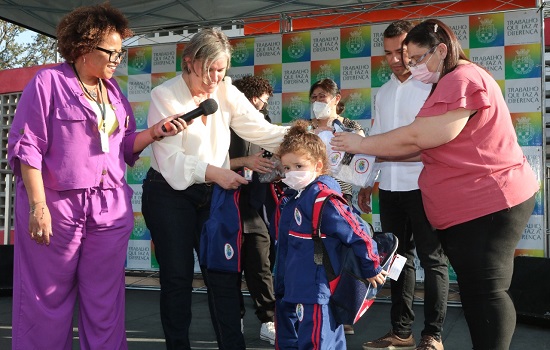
left=282, top=170, right=317, bottom=191
left=409, top=55, right=443, bottom=84
left=312, top=96, right=335, bottom=119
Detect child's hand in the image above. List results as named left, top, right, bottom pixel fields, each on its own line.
left=367, top=270, right=388, bottom=288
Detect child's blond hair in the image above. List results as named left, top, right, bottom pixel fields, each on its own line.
left=277, top=119, right=330, bottom=175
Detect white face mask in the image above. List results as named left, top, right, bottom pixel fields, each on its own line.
left=409, top=53, right=443, bottom=84
left=282, top=170, right=317, bottom=191
left=312, top=96, right=335, bottom=119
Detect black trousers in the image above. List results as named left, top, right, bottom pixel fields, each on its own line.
left=240, top=229, right=276, bottom=323
left=379, top=189, right=449, bottom=338
left=438, top=195, right=535, bottom=350
left=142, top=168, right=214, bottom=350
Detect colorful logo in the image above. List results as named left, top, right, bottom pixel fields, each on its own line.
left=130, top=101, right=150, bottom=130
left=311, top=59, right=340, bottom=85
left=131, top=214, right=150, bottom=240
left=354, top=157, right=370, bottom=174
left=255, top=64, right=282, bottom=93
left=511, top=112, right=542, bottom=147
left=294, top=208, right=302, bottom=226
left=128, top=47, right=152, bottom=75
left=296, top=303, right=304, bottom=321
left=283, top=33, right=311, bottom=63
left=231, top=38, right=254, bottom=67
left=370, top=56, right=391, bottom=88
left=470, top=14, right=504, bottom=48
left=341, top=26, right=370, bottom=58
left=343, top=92, right=367, bottom=119
left=282, top=93, right=310, bottom=123
left=224, top=243, right=234, bottom=260
left=127, top=157, right=150, bottom=184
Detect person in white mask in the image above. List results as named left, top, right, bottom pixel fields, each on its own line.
left=273, top=119, right=387, bottom=349
left=331, top=19, right=538, bottom=350
left=309, top=78, right=364, bottom=136
left=309, top=78, right=366, bottom=335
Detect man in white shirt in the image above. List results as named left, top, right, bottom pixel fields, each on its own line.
left=359, top=20, right=448, bottom=350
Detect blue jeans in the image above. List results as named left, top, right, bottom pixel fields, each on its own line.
left=142, top=168, right=213, bottom=350
left=379, top=189, right=449, bottom=338
left=438, top=195, right=535, bottom=350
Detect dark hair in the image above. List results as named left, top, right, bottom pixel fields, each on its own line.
left=56, top=3, right=133, bottom=62
left=277, top=119, right=329, bottom=175
left=336, top=101, right=345, bottom=115
left=309, top=78, right=340, bottom=98
left=233, top=75, right=274, bottom=100
left=403, top=19, right=469, bottom=80
left=383, top=20, right=415, bottom=38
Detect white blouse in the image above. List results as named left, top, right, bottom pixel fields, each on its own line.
left=147, top=75, right=287, bottom=190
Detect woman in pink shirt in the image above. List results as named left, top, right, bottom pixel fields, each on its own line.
left=8, top=4, right=184, bottom=349
left=332, top=19, right=538, bottom=350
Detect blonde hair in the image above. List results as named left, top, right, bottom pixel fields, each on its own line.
left=277, top=120, right=330, bottom=175
left=181, top=28, right=232, bottom=83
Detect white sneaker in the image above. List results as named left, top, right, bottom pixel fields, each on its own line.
left=260, top=321, right=275, bottom=345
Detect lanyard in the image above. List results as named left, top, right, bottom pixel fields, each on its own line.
left=72, top=63, right=106, bottom=133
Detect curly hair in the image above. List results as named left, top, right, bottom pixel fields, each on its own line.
left=277, top=119, right=330, bottom=175
left=56, top=2, right=133, bottom=63
left=233, top=75, right=273, bottom=100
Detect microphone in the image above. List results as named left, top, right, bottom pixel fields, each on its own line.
left=161, top=98, right=218, bottom=132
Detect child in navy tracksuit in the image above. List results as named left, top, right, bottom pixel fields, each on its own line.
left=272, top=120, right=387, bottom=350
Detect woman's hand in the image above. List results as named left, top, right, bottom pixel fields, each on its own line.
left=243, top=151, right=275, bottom=174
left=149, top=115, right=189, bottom=141
left=330, top=132, right=366, bottom=154
left=206, top=165, right=249, bottom=190
left=28, top=201, right=52, bottom=245
left=366, top=270, right=388, bottom=289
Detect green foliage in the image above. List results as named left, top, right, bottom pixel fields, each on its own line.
left=0, top=20, right=57, bottom=69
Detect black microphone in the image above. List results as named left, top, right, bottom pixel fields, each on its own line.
left=161, top=98, right=218, bottom=132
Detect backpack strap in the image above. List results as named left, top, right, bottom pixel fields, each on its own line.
left=311, top=186, right=349, bottom=283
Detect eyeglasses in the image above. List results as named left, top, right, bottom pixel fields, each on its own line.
left=96, top=46, right=126, bottom=63
left=407, top=45, right=437, bottom=68
left=258, top=97, right=269, bottom=107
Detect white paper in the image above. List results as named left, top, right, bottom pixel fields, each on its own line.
left=388, top=254, right=406, bottom=281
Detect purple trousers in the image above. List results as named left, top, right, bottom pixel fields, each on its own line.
left=11, top=180, right=134, bottom=350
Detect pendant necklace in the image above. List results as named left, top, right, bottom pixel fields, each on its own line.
left=73, top=63, right=109, bottom=152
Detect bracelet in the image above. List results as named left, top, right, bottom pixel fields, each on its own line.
left=29, top=201, right=46, bottom=213
left=30, top=201, right=46, bottom=219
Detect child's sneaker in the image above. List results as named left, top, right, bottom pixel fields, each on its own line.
left=260, top=321, right=275, bottom=345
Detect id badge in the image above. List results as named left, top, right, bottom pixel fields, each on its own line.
left=100, top=129, right=110, bottom=153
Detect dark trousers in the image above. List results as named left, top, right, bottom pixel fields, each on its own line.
left=207, top=270, right=246, bottom=350
left=379, top=189, right=449, bottom=338
left=438, top=195, right=535, bottom=350
left=142, top=168, right=213, bottom=350
left=240, top=230, right=276, bottom=323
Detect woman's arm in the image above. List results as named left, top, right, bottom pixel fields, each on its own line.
left=21, top=163, right=52, bottom=245
left=331, top=108, right=472, bottom=157
left=133, top=116, right=187, bottom=153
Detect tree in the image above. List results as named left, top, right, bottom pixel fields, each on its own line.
left=0, top=20, right=57, bottom=70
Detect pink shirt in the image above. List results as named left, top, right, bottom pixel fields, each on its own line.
left=417, top=63, right=538, bottom=229
left=8, top=62, right=140, bottom=191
